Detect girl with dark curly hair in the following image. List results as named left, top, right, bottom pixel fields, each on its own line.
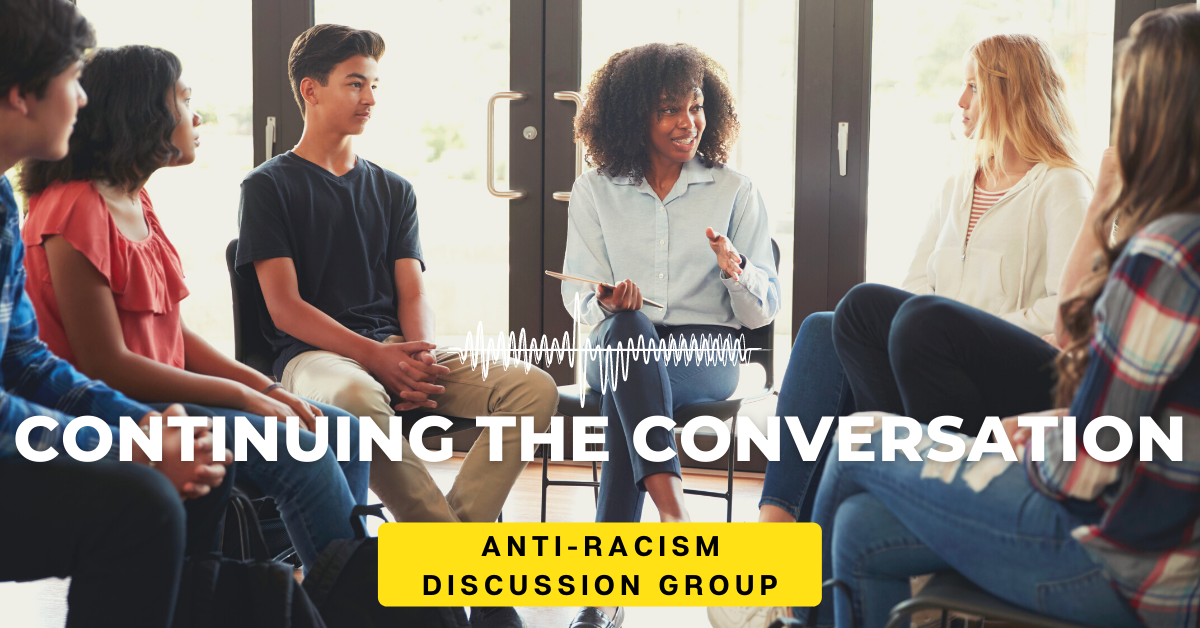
left=561, top=42, right=780, bottom=628
left=18, top=45, right=369, bottom=573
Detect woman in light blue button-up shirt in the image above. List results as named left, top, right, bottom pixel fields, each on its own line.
left=560, top=44, right=779, bottom=627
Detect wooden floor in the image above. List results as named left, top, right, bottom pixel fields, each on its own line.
left=419, top=454, right=771, bottom=628
left=0, top=458, right=771, bottom=628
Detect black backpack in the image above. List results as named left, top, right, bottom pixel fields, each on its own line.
left=302, top=504, right=470, bottom=628
left=173, top=490, right=326, bottom=628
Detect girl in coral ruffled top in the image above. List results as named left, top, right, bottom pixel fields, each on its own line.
left=17, top=44, right=368, bottom=571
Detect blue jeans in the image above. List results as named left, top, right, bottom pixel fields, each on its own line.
left=797, top=426, right=1142, bottom=628
left=759, top=312, right=855, bottom=522
left=584, top=311, right=740, bottom=522
left=151, top=401, right=368, bottom=570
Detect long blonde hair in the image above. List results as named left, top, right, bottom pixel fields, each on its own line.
left=967, top=34, right=1087, bottom=181
left=1055, top=6, right=1200, bottom=405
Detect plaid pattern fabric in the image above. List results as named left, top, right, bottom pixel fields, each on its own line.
left=1027, top=212, right=1200, bottom=628
left=0, top=176, right=151, bottom=459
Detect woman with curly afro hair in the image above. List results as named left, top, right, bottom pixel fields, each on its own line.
left=560, top=42, right=780, bottom=628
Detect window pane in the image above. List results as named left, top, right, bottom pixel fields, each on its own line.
left=314, top=0, right=511, bottom=348
left=582, top=0, right=798, bottom=385
left=865, top=0, right=1114, bottom=287
left=82, top=0, right=255, bottom=357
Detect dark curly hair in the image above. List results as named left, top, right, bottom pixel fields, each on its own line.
left=576, top=43, right=739, bottom=184
left=19, top=45, right=183, bottom=196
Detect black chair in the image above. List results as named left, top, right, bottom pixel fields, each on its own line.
left=542, top=239, right=781, bottom=522
left=883, top=571, right=1093, bottom=628
left=225, top=239, right=277, bottom=378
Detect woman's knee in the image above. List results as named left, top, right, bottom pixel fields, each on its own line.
left=888, top=295, right=960, bottom=363
left=832, top=283, right=900, bottom=345
left=596, top=310, right=657, bottom=346
left=797, top=311, right=835, bottom=343
left=791, top=311, right=836, bottom=364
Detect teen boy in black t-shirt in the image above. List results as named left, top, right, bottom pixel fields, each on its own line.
left=236, top=26, right=556, bottom=627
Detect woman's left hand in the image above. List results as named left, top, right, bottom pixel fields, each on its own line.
left=266, top=386, right=323, bottom=432
left=706, top=227, right=743, bottom=279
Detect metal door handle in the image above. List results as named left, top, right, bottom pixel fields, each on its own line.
left=487, top=92, right=527, bottom=199
left=837, top=122, right=848, bottom=177
left=265, top=116, right=277, bottom=160
left=551, top=91, right=584, bottom=202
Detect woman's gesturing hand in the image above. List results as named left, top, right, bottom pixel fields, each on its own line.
left=596, top=279, right=643, bottom=312
left=706, top=227, right=743, bottom=279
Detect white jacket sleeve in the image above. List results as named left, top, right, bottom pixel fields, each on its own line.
left=998, top=194, right=1089, bottom=335
left=900, top=184, right=950, bottom=294
left=561, top=176, right=614, bottom=327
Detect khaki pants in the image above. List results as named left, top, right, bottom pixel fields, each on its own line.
left=281, top=336, right=557, bottom=522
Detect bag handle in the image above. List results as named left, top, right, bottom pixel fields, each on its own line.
left=350, top=503, right=390, bottom=539
left=229, top=489, right=274, bottom=561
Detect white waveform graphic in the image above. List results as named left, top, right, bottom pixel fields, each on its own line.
left=443, top=295, right=764, bottom=402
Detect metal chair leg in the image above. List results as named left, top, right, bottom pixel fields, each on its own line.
left=725, top=417, right=737, bottom=522
left=592, top=460, right=599, bottom=506
left=540, top=444, right=549, bottom=523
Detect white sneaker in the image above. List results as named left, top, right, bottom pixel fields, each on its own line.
left=707, top=606, right=791, bottom=628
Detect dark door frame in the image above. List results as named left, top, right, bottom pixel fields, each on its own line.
left=251, top=0, right=311, bottom=165
left=791, top=0, right=873, bottom=338
left=540, top=0, right=583, bottom=385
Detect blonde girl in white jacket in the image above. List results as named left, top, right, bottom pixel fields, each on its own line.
left=712, top=32, right=1095, bottom=628
left=830, top=33, right=1093, bottom=434
left=901, top=35, right=1093, bottom=336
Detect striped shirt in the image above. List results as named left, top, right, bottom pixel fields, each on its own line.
left=966, top=185, right=1010, bottom=243
left=1026, top=212, right=1200, bottom=628
left=0, top=176, right=152, bottom=460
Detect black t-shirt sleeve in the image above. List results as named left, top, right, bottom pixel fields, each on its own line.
left=389, top=181, right=424, bottom=271
left=235, top=172, right=293, bottom=275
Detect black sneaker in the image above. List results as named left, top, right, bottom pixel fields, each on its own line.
left=470, top=607, right=527, bottom=628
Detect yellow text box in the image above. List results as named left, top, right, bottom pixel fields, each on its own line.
left=379, top=523, right=821, bottom=607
